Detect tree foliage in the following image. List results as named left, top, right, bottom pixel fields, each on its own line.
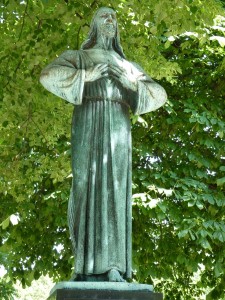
left=14, top=275, right=52, bottom=300
left=0, top=0, right=225, bottom=299
left=0, top=277, right=18, bottom=300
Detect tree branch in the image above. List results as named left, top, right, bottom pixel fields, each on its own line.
left=18, top=0, right=29, bottom=41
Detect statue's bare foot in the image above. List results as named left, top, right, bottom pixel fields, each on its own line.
left=107, top=269, right=125, bottom=282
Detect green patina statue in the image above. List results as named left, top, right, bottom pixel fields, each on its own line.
left=40, top=7, right=167, bottom=282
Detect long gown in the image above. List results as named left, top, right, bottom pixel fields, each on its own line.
left=40, top=49, right=167, bottom=279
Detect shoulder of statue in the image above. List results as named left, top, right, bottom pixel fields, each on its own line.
left=59, top=49, right=80, bottom=59
left=55, top=49, right=87, bottom=68
left=59, top=49, right=93, bottom=61
left=129, top=61, right=145, bottom=73
left=129, top=61, right=155, bottom=82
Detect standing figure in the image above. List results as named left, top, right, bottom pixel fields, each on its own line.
left=40, top=7, right=167, bottom=282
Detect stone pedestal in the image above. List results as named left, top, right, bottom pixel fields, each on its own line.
left=47, top=282, right=163, bottom=300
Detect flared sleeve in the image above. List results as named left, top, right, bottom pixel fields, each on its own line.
left=129, top=62, right=167, bottom=115
left=40, top=50, right=85, bottom=105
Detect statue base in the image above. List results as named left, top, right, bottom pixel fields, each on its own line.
left=47, top=282, right=163, bottom=300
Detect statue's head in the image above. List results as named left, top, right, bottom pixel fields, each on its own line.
left=94, top=7, right=117, bottom=39
left=81, top=7, right=125, bottom=58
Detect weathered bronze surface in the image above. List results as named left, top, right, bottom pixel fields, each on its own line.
left=40, top=7, right=167, bottom=282
left=47, top=282, right=164, bottom=300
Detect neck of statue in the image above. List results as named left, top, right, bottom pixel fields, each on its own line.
left=95, top=34, right=114, bottom=51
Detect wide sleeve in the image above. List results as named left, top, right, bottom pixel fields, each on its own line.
left=129, top=62, right=167, bottom=115
left=40, top=50, right=85, bottom=105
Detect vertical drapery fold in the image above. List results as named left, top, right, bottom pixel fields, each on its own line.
left=71, top=95, right=131, bottom=277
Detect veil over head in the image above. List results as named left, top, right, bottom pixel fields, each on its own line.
left=81, top=7, right=126, bottom=59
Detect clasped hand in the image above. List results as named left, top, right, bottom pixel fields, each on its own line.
left=85, top=64, right=138, bottom=92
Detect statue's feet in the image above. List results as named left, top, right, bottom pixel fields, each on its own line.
left=69, top=273, right=77, bottom=281
left=107, top=269, right=125, bottom=282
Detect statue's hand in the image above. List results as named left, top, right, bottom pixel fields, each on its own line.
left=85, top=64, right=108, bottom=82
left=109, top=65, right=138, bottom=92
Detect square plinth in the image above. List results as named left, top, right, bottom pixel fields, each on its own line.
left=47, top=282, right=163, bottom=300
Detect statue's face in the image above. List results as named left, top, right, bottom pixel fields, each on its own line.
left=95, top=8, right=117, bottom=38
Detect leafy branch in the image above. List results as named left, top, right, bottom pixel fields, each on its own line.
left=18, top=0, right=29, bottom=41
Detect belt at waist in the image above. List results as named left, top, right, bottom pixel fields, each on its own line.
left=83, top=96, right=130, bottom=108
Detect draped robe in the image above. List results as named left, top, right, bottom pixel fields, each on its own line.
left=40, top=49, right=167, bottom=279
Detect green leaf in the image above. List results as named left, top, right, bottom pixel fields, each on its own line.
left=1, top=217, right=10, bottom=230
left=178, top=229, right=189, bottom=238
left=216, top=177, right=225, bottom=186
left=214, top=262, right=223, bottom=277
left=200, top=239, right=212, bottom=251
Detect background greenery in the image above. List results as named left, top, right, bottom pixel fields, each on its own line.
left=0, top=0, right=225, bottom=299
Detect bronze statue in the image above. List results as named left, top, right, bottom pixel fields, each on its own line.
left=40, top=7, right=167, bottom=282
